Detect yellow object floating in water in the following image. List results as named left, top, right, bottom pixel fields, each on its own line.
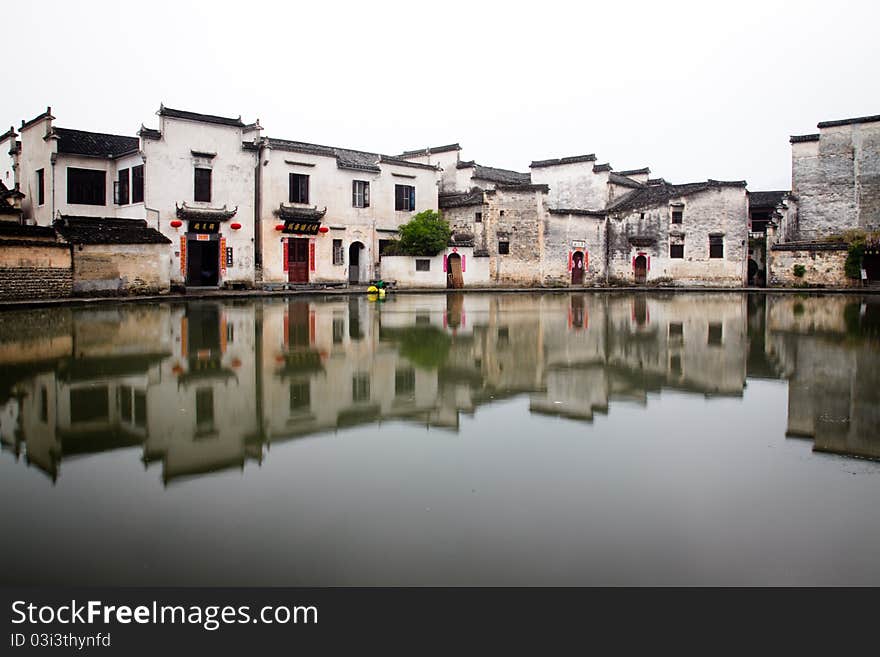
left=367, top=285, right=378, bottom=294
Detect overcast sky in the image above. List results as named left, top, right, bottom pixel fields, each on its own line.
left=7, top=0, right=878, bottom=190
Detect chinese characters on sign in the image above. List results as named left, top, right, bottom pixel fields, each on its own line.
left=282, top=220, right=321, bottom=235
left=189, top=221, right=220, bottom=234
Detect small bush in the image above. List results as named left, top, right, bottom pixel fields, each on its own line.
left=792, top=264, right=806, bottom=278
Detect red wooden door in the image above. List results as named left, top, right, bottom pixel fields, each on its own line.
left=288, top=239, right=309, bottom=284
left=571, top=251, right=584, bottom=285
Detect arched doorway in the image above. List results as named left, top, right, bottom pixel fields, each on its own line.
left=634, top=254, right=647, bottom=284
left=447, top=253, right=463, bottom=289
left=571, top=251, right=585, bottom=285
left=348, top=242, right=364, bottom=284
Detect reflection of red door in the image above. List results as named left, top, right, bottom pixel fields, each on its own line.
left=634, top=255, right=647, bottom=284
left=288, top=239, right=309, bottom=284
left=571, top=251, right=584, bottom=285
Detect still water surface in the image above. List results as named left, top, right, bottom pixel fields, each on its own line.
left=1, top=292, right=879, bottom=585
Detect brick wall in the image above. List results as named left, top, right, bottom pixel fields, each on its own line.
left=0, top=266, right=73, bottom=299
left=0, top=242, right=73, bottom=300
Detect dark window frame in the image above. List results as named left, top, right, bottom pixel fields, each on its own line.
left=670, top=244, right=684, bottom=259
left=115, top=167, right=130, bottom=205
left=352, top=180, right=370, bottom=208
left=131, top=164, right=144, bottom=204
left=194, top=167, right=212, bottom=203
left=709, top=235, right=724, bottom=259
left=498, top=240, right=510, bottom=255
left=67, top=167, right=106, bottom=206
left=415, top=259, right=431, bottom=271
left=671, top=207, right=683, bottom=224
left=475, top=211, right=482, bottom=223
left=395, top=184, right=415, bottom=211
left=332, top=239, right=344, bottom=265
left=290, top=173, right=310, bottom=204
left=36, top=168, right=45, bottom=205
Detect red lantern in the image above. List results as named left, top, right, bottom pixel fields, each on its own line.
left=275, top=224, right=285, bottom=231
left=230, top=222, right=242, bottom=230
left=318, top=226, right=329, bottom=234
left=170, top=219, right=182, bottom=228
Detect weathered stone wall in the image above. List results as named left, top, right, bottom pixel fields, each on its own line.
left=607, top=185, right=748, bottom=286
left=484, top=187, right=546, bottom=286
left=792, top=120, right=880, bottom=239
left=0, top=243, right=73, bottom=299
left=767, top=243, right=852, bottom=287
left=530, top=161, right=609, bottom=210
left=73, top=243, right=170, bottom=295
left=543, top=213, right=607, bottom=286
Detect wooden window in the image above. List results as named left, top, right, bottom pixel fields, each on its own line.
left=67, top=167, right=106, bottom=205
left=395, top=368, right=416, bottom=398
left=671, top=207, right=683, bottom=224
left=670, top=244, right=684, bottom=259
left=498, top=240, right=510, bottom=255
left=131, top=164, right=144, bottom=203
left=352, top=180, right=370, bottom=208
left=194, top=167, right=212, bottom=203
left=290, top=173, right=309, bottom=204
left=668, top=322, right=683, bottom=341
left=475, top=211, right=482, bottom=223
left=352, top=373, right=370, bottom=403
left=115, top=168, right=130, bottom=205
left=395, top=184, right=415, bottom=211
left=332, top=239, right=344, bottom=265
left=36, top=168, right=45, bottom=205
left=289, top=381, right=311, bottom=412
left=709, top=235, right=724, bottom=258
left=415, top=259, right=430, bottom=271
left=332, top=317, right=345, bottom=344
left=708, top=323, right=723, bottom=346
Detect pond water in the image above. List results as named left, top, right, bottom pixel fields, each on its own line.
left=1, top=292, right=879, bottom=586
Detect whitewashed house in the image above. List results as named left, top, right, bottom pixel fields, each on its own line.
left=140, top=106, right=261, bottom=288
left=257, top=137, right=439, bottom=286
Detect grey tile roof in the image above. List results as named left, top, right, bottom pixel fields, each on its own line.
left=20, top=107, right=53, bottom=131
left=592, top=163, right=612, bottom=173
left=139, top=125, right=161, bottom=140
left=54, top=127, right=139, bottom=158
left=0, top=127, right=16, bottom=143
left=457, top=161, right=530, bottom=185
left=817, top=113, right=880, bottom=128
left=616, top=167, right=650, bottom=176
left=439, top=190, right=485, bottom=209
left=790, top=134, right=819, bottom=143
left=608, top=172, right=644, bottom=189
left=159, top=106, right=245, bottom=128
left=548, top=208, right=606, bottom=217
left=268, top=138, right=437, bottom=173
left=0, top=222, right=54, bottom=238
left=399, top=143, right=461, bottom=157
left=530, top=154, right=596, bottom=168
left=607, top=179, right=747, bottom=214
left=748, top=190, right=788, bottom=209
left=54, top=216, right=171, bottom=245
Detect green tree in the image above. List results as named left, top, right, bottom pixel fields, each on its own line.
left=397, top=210, right=451, bottom=256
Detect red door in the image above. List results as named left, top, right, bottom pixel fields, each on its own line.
left=288, top=239, right=309, bottom=284
left=571, top=251, right=584, bottom=285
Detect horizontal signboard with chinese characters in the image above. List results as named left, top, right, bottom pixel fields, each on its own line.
left=189, top=221, right=220, bottom=234
left=283, top=220, right=321, bottom=235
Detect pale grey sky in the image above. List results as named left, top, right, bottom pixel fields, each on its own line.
left=6, top=0, right=879, bottom=190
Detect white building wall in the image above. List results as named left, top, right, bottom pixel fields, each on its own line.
left=530, top=162, right=610, bottom=210
left=142, top=115, right=258, bottom=287
left=259, top=144, right=439, bottom=286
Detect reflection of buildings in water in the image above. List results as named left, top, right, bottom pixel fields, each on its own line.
left=763, top=295, right=880, bottom=460
left=2, top=293, right=878, bottom=485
